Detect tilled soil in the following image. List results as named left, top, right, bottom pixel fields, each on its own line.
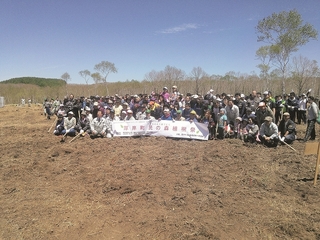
left=1, top=105, right=320, bottom=240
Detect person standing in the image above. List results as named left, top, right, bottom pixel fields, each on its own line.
left=225, top=97, right=239, bottom=125
left=217, top=108, right=227, bottom=140
left=303, top=96, right=319, bottom=142
left=286, top=92, right=299, bottom=122
left=297, top=94, right=307, bottom=124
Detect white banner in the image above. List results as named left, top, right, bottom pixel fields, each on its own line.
left=112, top=120, right=209, bottom=140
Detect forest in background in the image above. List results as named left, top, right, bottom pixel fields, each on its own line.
left=0, top=74, right=319, bottom=105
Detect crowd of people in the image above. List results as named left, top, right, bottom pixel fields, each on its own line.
left=43, top=86, right=319, bottom=146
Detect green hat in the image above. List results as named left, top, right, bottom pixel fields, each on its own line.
left=176, top=110, right=182, bottom=114
left=146, top=109, right=151, bottom=114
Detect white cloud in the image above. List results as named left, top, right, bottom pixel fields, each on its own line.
left=158, top=23, right=199, bottom=34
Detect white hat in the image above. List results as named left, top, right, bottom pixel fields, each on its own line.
left=193, top=94, right=198, bottom=99
left=240, top=94, right=245, bottom=98
left=163, top=108, right=170, bottom=112
left=127, top=109, right=133, bottom=113
left=163, top=87, right=168, bottom=90
left=85, top=106, right=91, bottom=111
left=93, top=102, right=99, bottom=106
left=172, top=85, right=177, bottom=89
left=259, top=102, right=266, bottom=107
left=209, top=89, right=214, bottom=92
left=263, top=91, right=269, bottom=95
left=67, top=111, right=74, bottom=115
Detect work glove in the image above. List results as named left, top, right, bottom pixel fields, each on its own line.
left=66, top=129, right=70, bottom=133
left=80, top=130, right=84, bottom=134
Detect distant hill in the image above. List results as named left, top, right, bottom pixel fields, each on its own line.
left=0, top=77, right=66, bottom=87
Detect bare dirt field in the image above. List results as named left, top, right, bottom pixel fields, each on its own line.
left=1, top=105, right=320, bottom=240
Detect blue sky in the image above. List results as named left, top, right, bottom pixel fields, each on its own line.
left=1, top=0, right=319, bottom=84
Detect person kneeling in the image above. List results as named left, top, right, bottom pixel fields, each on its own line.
left=278, top=112, right=296, bottom=144
left=90, top=110, right=107, bottom=138
left=61, top=111, right=76, bottom=142
left=258, top=116, right=279, bottom=147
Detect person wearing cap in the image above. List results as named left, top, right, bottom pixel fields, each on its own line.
left=244, top=117, right=259, bottom=143
left=171, top=85, right=180, bottom=102
left=147, top=101, right=161, bottom=119
left=255, top=101, right=274, bottom=127
left=234, top=93, right=245, bottom=117
left=121, top=102, right=130, bottom=112
left=90, top=110, right=107, bottom=138
left=225, top=97, right=239, bottom=126
left=113, top=99, right=123, bottom=117
left=278, top=112, right=296, bottom=144
left=136, top=104, right=147, bottom=120
left=174, top=110, right=185, bottom=121
left=297, top=93, right=307, bottom=124
left=217, top=108, right=228, bottom=140
left=75, top=111, right=91, bottom=136
left=53, top=113, right=65, bottom=136
left=286, top=92, right=299, bottom=122
left=57, top=104, right=66, bottom=117
left=262, top=91, right=276, bottom=116
left=43, top=98, right=52, bottom=119
left=52, top=97, right=61, bottom=114
left=303, top=96, right=319, bottom=142
left=182, top=103, right=193, bottom=120
left=85, top=106, right=93, bottom=123
left=192, top=96, right=204, bottom=118
left=201, top=110, right=215, bottom=139
left=274, top=95, right=285, bottom=124
left=92, top=102, right=100, bottom=119
left=160, top=108, right=173, bottom=121
left=161, top=87, right=170, bottom=103
left=242, top=107, right=254, bottom=121
left=105, top=109, right=120, bottom=138
left=119, top=110, right=127, bottom=121
left=186, top=110, right=198, bottom=122
left=234, top=116, right=243, bottom=139
left=204, top=89, right=215, bottom=101
left=61, top=111, right=77, bottom=141
left=258, top=116, right=279, bottom=147
left=144, top=109, right=155, bottom=120
left=124, top=109, right=136, bottom=121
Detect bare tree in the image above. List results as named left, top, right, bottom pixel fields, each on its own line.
left=91, top=72, right=102, bottom=95
left=290, top=56, right=319, bottom=95
left=79, top=70, right=91, bottom=85
left=162, top=65, right=185, bottom=88
left=61, top=72, right=71, bottom=83
left=256, top=46, right=272, bottom=90
left=190, top=67, right=208, bottom=94
left=79, top=70, right=91, bottom=96
left=61, top=72, right=70, bottom=95
left=94, top=61, right=117, bottom=96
